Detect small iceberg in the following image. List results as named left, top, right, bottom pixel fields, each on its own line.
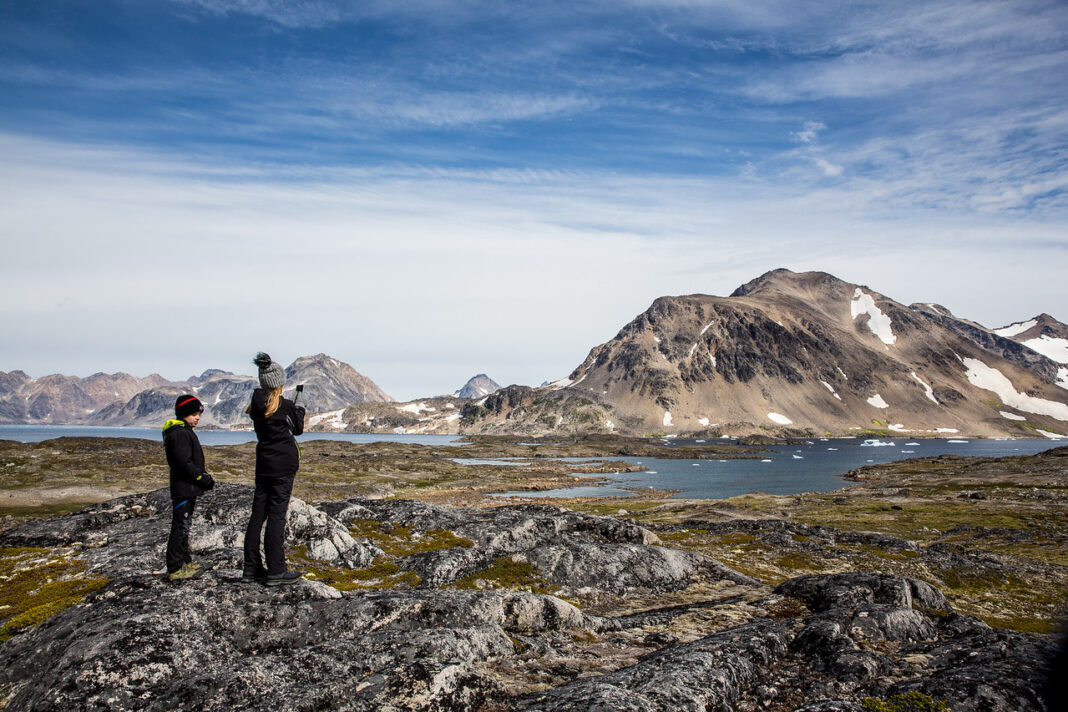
left=792, top=454, right=804, bottom=459
left=861, top=439, right=895, bottom=447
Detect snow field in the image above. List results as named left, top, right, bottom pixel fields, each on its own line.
left=850, top=288, right=896, bottom=346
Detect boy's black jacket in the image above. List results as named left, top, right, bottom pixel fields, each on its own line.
left=248, top=388, right=305, bottom=478
left=162, top=420, right=212, bottom=498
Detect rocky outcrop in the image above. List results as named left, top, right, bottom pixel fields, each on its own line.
left=0, top=492, right=1059, bottom=711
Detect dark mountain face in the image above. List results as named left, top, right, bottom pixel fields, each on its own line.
left=462, top=269, right=1068, bottom=438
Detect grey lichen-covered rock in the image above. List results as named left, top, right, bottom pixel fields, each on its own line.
left=340, top=498, right=757, bottom=593
left=0, top=494, right=1059, bottom=712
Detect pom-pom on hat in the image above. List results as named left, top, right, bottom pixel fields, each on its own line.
left=254, top=352, right=286, bottom=389
left=174, top=395, right=203, bottom=419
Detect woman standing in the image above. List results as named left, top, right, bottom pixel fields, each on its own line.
left=242, top=352, right=307, bottom=586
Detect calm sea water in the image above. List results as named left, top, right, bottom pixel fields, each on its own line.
left=491, top=437, right=1063, bottom=499
left=2, top=426, right=1061, bottom=500
left=0, top=425, right=463, bottom=446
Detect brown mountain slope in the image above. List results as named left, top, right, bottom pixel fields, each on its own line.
left=463, top=269, right=1068, bottom=438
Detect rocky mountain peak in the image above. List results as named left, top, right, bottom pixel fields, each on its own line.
left=455, top=374, right=502, bottom=399
left=463, top=270, right=1068, bottom=438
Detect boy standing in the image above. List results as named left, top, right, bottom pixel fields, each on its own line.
left=162, top=395, right=215, bottom=581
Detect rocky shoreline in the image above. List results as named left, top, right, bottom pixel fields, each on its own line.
left=1, top=475, right=1063, bottom=711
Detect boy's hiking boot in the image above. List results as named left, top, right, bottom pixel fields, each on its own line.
left=241, top=568, right=268, bottom=584
left=265, top=571, right=303, bottom=587
left=167, top=562, right=202, bottom=582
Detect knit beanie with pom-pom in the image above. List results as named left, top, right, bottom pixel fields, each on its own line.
left=254, top=352, right=286, bottom=389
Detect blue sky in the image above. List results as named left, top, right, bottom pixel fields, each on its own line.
left=1, top=0, right=1066, bottom=400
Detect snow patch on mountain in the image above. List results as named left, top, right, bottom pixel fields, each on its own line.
left=820, top=380, right=842, bottom=400
left=1058, top=368, right=1068, bottom=390
left=701, top=322, right=714, bottom=335
left=400, top=402, right=435, bottom=414
left=1022, top=335, right=1068, bottom=364
left=1000, top=411, right=1027, bottom=421
left=962, top=357, right=1068, bottom=421
left=309, top=409, right=346, bottom=429
left=995, top=319, right=1038, bottom=338
left=910, top=372, right=938, bottom=404
left=663, top=411, right=673, bottom=427
left=698, top=417, right=709, bottom=426
left=867, top=394, right=889, bottom=409
left=851, top=289, right=896, bottom=345
left=768, top=412, right=793, bottom=425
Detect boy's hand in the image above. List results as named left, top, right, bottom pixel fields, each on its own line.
left=197, top=473, right=215, bottom=491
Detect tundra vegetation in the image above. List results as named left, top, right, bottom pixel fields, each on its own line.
left=0, top=435, right=1064, bottom=710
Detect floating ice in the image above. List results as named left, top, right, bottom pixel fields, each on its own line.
left=768, top=412, right=793, bottom=425
left=867, top=394, right=889, bottom=409
left=851, top=288, right=896, bottom=346
left=962, top=357, right=1068, bottom=421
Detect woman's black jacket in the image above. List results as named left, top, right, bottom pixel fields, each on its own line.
left=248, top=388, right=305, bottom=478
left=163, top=420, right=212, bottom=498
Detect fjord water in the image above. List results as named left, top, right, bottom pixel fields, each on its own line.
left=494, top=438, right=1062, bottom=499
left=0, top=425, right=463, bottom=446
left=0, top=426, right=1060, bottom=499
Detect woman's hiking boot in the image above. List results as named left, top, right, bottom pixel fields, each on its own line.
left=241, top=567, right=268, bottom=584
left=265, top=571, right=303, bottom=586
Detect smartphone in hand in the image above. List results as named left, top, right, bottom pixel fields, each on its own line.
left=296, top=385, right=304, bottom=392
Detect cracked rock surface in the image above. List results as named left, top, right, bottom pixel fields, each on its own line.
left=0, top=487, right=1058, bottom=711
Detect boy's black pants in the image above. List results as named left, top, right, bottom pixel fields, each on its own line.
left=167, top=497, right=197, bottom=573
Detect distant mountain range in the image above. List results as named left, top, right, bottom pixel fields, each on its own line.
left=0, top=354, right=393, bottom=429
left=459, top=269, right=1068, bottom=439
left=3, top=270, right=1066, bottom=438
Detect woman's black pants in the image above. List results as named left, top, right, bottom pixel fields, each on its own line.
left=243, top=475, right=295, bottom=576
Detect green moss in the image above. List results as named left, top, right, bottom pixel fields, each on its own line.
left=774, top=551, right=819, bottom=571
left=347, top=518, right=474, bottom=556
left=300, top=557, right=422, bottom=591
left=861, top=692, right=948, bottom=712
left=446, top=556, right=558, bottom=595
left=0, top=547, right=110, bottom=643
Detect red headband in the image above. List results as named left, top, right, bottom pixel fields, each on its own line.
left=177, top=397, right=199, bottom=408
